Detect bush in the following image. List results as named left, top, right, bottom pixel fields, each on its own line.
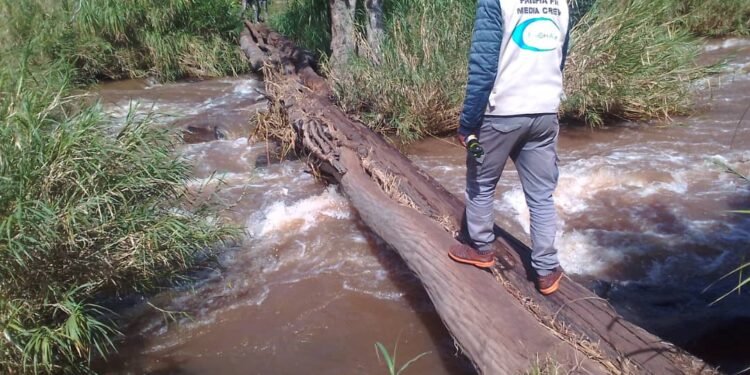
left=0, top=0, right=248, bottom=82
left=562, top=0, right=706, bottom=125
left=0, top=63, right=237, bottom=374
left=273, top=0, right=745, bottom=136
left=669, top=0, right=750, bottom=37
left=327, top=0, right=475, bottom=140
left=270, top=0, right=332, bottom=57
left=0, top=1, right=244, bottom=373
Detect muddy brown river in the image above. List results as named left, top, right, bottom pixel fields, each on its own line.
left=96, top=39, right=750, bottom=374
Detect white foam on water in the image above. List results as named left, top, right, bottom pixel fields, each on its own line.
left=280, top=236, right=381, bottom=278
left=342, top=280, right=406, bottom=301
left=501, top=158, right=684, bottom=224
left=498, top=152, right=721, bottom=278
left=350, top=233, right=368, bottom=243
left=708, top=154, right=731, bottom=165
left=101, top=77, right=266, bottom=131
left=232, top=79, right=262, bottom=95
left=556, top=230, right=626, bottom=276
left=202, top=96, right=228, bottom=107
left=215, top=226, right=403, bottom=304
left=636, top=172, right=688, bottom=197
left=558, top=165, right=623, bottom=213
left=500, top=188, right=627, bottom=276
left=186, top=172, right=256, bottom=189
left=102, top=101, right=183, bottom=130
left=704, top=38, right=750, bottom=52
left=499, top=189, right=530, bottom=233
left=248, top=186, right=351, bottom=237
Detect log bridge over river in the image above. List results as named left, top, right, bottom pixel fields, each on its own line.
left=239, top=22, right=716, bottom=374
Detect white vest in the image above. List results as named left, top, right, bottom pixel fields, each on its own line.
left=487, top=0, right=569, bottom=116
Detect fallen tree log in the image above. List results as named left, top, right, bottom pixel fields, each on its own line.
left=240, top=22, right=715, bottom=374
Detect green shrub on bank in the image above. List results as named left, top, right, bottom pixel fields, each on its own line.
left=328, top=0, right=475, bottom=139
left=563, top=0, right=706, bottom=125
left=0, top=1, right=245, bottom=373
left=0, top=62, right=237, bottom=374
left=274, top=0, right=746, bottom=135
left=271, top=0, right=332, bottom=57
left=669, top=0, right=750, bottom=37
left=569, top=0, right=596, bottom=27
left=0, top=0, right=248, bottom=82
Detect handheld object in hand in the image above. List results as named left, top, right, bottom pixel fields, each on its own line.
left=465, top=135, right=485, bottom=164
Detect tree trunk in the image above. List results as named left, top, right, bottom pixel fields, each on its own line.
left=328, top=0, right=357, bottom=67
left=365, top=0, right=385, bottom=62
left=239, top=22, right=716, bottom=375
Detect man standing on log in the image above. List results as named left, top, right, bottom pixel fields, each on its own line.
left=449, top=0, right=570, bottom=296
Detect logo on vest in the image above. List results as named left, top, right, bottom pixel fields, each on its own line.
left=511, top=17, right=561, bottom=52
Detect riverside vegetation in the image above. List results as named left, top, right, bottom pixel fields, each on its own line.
left=1, top=0, right=749, bottom=374
left=0, top=0, right=247, bottom=373
left=272, top=0, right=750, bottom=138
left=706, top=162, right=750, bottom=305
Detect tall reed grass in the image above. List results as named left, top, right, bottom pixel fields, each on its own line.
left=273, top=0, right=745, bottom=135
left=1, top=1, right=244, bottom=373
left=563, top=0, right=706, bottom=125
left=326, top=0, right=475, bottom=139
left=271, top=0, right=332, bottom=57
left=669, top=0, right=750, bottom=37
left=0, top=62, right=237, bottom=374
left=0, top=0, right=248, bottom=82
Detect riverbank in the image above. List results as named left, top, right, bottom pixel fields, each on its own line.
left=2, top=0, right=748, bottom=373
left=0, top=1, right=246, bottom=373
left=272, top=0, right=750, bottom=136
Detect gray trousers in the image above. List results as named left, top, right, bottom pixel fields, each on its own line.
left=464, top=114, right=560, bottom=275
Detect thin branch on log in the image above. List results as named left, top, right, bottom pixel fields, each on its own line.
left=240, top=22, right=716, bottom=375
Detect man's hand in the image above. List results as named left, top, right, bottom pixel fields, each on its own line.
left=457, top=133, right=468, bottom=148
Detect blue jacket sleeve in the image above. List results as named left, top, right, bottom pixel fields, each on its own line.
left=458, top=0, right=503, bottom=136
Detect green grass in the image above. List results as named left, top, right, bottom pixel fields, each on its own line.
left=668, top=0, right=750, bottom=37
left=562, top=0, right=707, bottom=125
left=0, top=63, right=238, bottom=374
left=327, top=0, right=474, bottom=140
left=0, top=0, right=248, bottom=82
left=374, top=341, right=431, bottom=375
left=270, top=0, right=331, bottom=57
left=272, top=0, right=746, bottom=136
left=0, top=1, right=245, bottom=373
left=704, top=161, right=750, bottom=305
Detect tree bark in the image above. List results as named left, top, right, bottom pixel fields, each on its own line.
left=365, top=0, right=385, bottom=62
left=328, top=0, right=357, bottom=67
left=239, top=22, right=716, bottom=375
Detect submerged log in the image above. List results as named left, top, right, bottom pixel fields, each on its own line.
left=240, top=22, right=715, bottom=374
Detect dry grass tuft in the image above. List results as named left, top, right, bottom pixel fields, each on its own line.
left=251, top=65, right=298, bottom=159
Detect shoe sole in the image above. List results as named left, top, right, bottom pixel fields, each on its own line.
left=539, top=272, right=563, bottom=295
left=448, top=252, right=495, bottom=269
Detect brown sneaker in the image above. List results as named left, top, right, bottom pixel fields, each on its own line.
left=448, top=244, right=495, bottom=269
left=537, top=267, right=564, bottom=295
